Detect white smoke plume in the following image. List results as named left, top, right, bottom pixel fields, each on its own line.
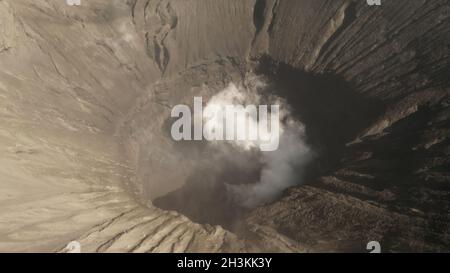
left=203, top=75, right=312, bottom=208
left=203, top=82, right=280, bottom=151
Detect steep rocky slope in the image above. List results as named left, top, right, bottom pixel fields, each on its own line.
left=0, top=0, right=448, bottom=252
left=0, top=0, right=250, bottom=252
left=244, top=0, right=450, bottom=252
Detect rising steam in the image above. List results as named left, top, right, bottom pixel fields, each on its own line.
left=203, top=75, right=312, bottom=208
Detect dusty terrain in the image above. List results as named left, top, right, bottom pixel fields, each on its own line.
left=0, top=0, right=448, bottom=252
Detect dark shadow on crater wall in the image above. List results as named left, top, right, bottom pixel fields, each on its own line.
left=253, top=0, right=267, bottom=35
left=255, top=57, right=385, bottom=177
